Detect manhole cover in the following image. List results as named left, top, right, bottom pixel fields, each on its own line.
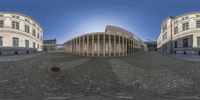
left=51, top=67, right=60, bottom=72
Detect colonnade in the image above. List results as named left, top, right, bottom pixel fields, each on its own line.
left=64, top=33, right=142, bottom=57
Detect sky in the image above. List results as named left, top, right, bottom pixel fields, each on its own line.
left=1, top=0, right=200, bottom=43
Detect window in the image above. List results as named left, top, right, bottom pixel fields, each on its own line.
left=25, top=40, right=29, bottom=48
left=0, top=20, right=4, bottom=28
left=182, top=22, right=189, bottom=31
left=37, top=33, right=39, bottom=39
left=196, top=21, right=200, bottom=28
left=197, top=15, right=200, bottom=17
left=183, top=38, right=188, bottom=48
left=33, top=42, right=35, bottom=48
left=162, top=24, right=167, bottom=33
left=37, top=44, right=39, bottom=48
left=33, top=23, right=36, bottom=27
left=162, top=32, right=167, bottom=41
left=13, top=37, right=19, bottom=47
left=32, top=29, right=36, bottom=37
left=174, top=41, right=177, bottom=48
left=0, top=37, right=3, bottom=46
left=12, top=21, right=19, bottom=30
left=174, top=26, right=178, bottom=35
left=40, top=36, right=43, bottom=41
left=25, top=25, right=30, bottom=33
left=197, top=37, right=200, bottom=46
left=25, top=19, right=30, bottom=23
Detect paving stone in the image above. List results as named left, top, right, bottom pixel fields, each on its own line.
left=0, top=52, right=199, bottom=99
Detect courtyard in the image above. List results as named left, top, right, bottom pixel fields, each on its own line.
left=0, top=52, right=200, bottom=100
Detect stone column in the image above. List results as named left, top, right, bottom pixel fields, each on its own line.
left=92, top=34, right=94, bottom=56
left=82, top=36, right=84, bottom=56
left=109, top=34, right=111, bottom=56
left=114, top=35, right=116, bottom=56
left=131, top=39, right=133, bottom=55
left=87, top=35, right=89, bottom=56
left=79, top=37, right=81, bottom=55
left=72, top=40, right=74, bottom=54
left=103, top=34, right=105, bottom=56
left=97, top=33, right=100, bottom=56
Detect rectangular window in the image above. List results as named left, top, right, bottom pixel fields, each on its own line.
left=183, top=38, right=188, bottom=48
left=25, top=40, right=29, bottom=48
left=37, top=33, right=39, bottom=39
left=33, top=42, right=35, bottom=48
left=196, top=21, right=200, bottom=28
left=0, top=37, right=3, bottom=46
left=182, top=22, right=189, bottom=31
left=162, top=24, right=167, bottom=33
left=0, top=20, right=4, bottom=28
left=12, top=21, right=19, bottom=30
left=162, top=32, right=167, bottom=41
left=25, top=25, right=30, bottom=33
left=197, top=37, right=200, bottom=46
left=37, top=44, right=39, bottom=48
left=13, top=37, right=19, bottom=47
left=32, top=29, right=36, bottom=37
left=174, top=41, right=177, bottom=48
left=174, top=26, right=178, bottom=35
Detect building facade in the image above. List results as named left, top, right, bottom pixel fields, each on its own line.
left=157, top=12, right=200, bottom=55
left=145, top=41, right=157, bottom=51
left=63, top=25, right=147, bottom=57
left=43, top=39, right=57, bottom=52
left=0, top=12, right=43, bottom=55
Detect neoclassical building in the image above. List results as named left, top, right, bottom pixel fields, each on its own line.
left=157, top=12, right=200, bottom=55
left=63, top=25, right=147, bottom=57
left=0, top=12, right=43, bottom=55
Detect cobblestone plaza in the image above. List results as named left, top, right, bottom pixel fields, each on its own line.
left=0, top=52, right=200, bottom=100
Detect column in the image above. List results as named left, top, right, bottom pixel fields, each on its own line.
left=109, top=34, right=111, bottom=56
left=74, top=39, right=76, bottom=55
left=97, top=33, right=100, bottom=56
left=103, top=34, right=105, bottom=56
left=83, top=36, right=85, bottom=56
left=131, top=40, right=133, bottom=55
left=114, top=35, right=116, bottom=56
left=87, top=35, right=89, bottom=56
left=92, top=34, right=94, bottom=56
left=79, top=37, right=81, bottom=55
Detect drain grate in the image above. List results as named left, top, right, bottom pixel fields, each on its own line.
left=51, top=67, right=60, bottom=72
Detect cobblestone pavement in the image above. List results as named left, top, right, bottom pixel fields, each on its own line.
left=0, top=52, right=200, bottom=100
left=0, top=54, right=38, bottom=62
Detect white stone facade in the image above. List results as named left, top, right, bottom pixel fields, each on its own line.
left=157, top=12, right=200, bottom=55
left=0, top=12, right=43, bottom=52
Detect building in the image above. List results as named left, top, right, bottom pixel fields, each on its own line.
left=43, top=39, right=57, bottom=52
left=145, top=41, right=157, bottom=51
left=63, top=25, right=147, bottom=57
left=157, top=12, right=200, bottom=55
left=0, top=12, right=43, bottom=55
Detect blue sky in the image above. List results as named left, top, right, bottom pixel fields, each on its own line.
left=1, top=0, right=200, bottom=43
